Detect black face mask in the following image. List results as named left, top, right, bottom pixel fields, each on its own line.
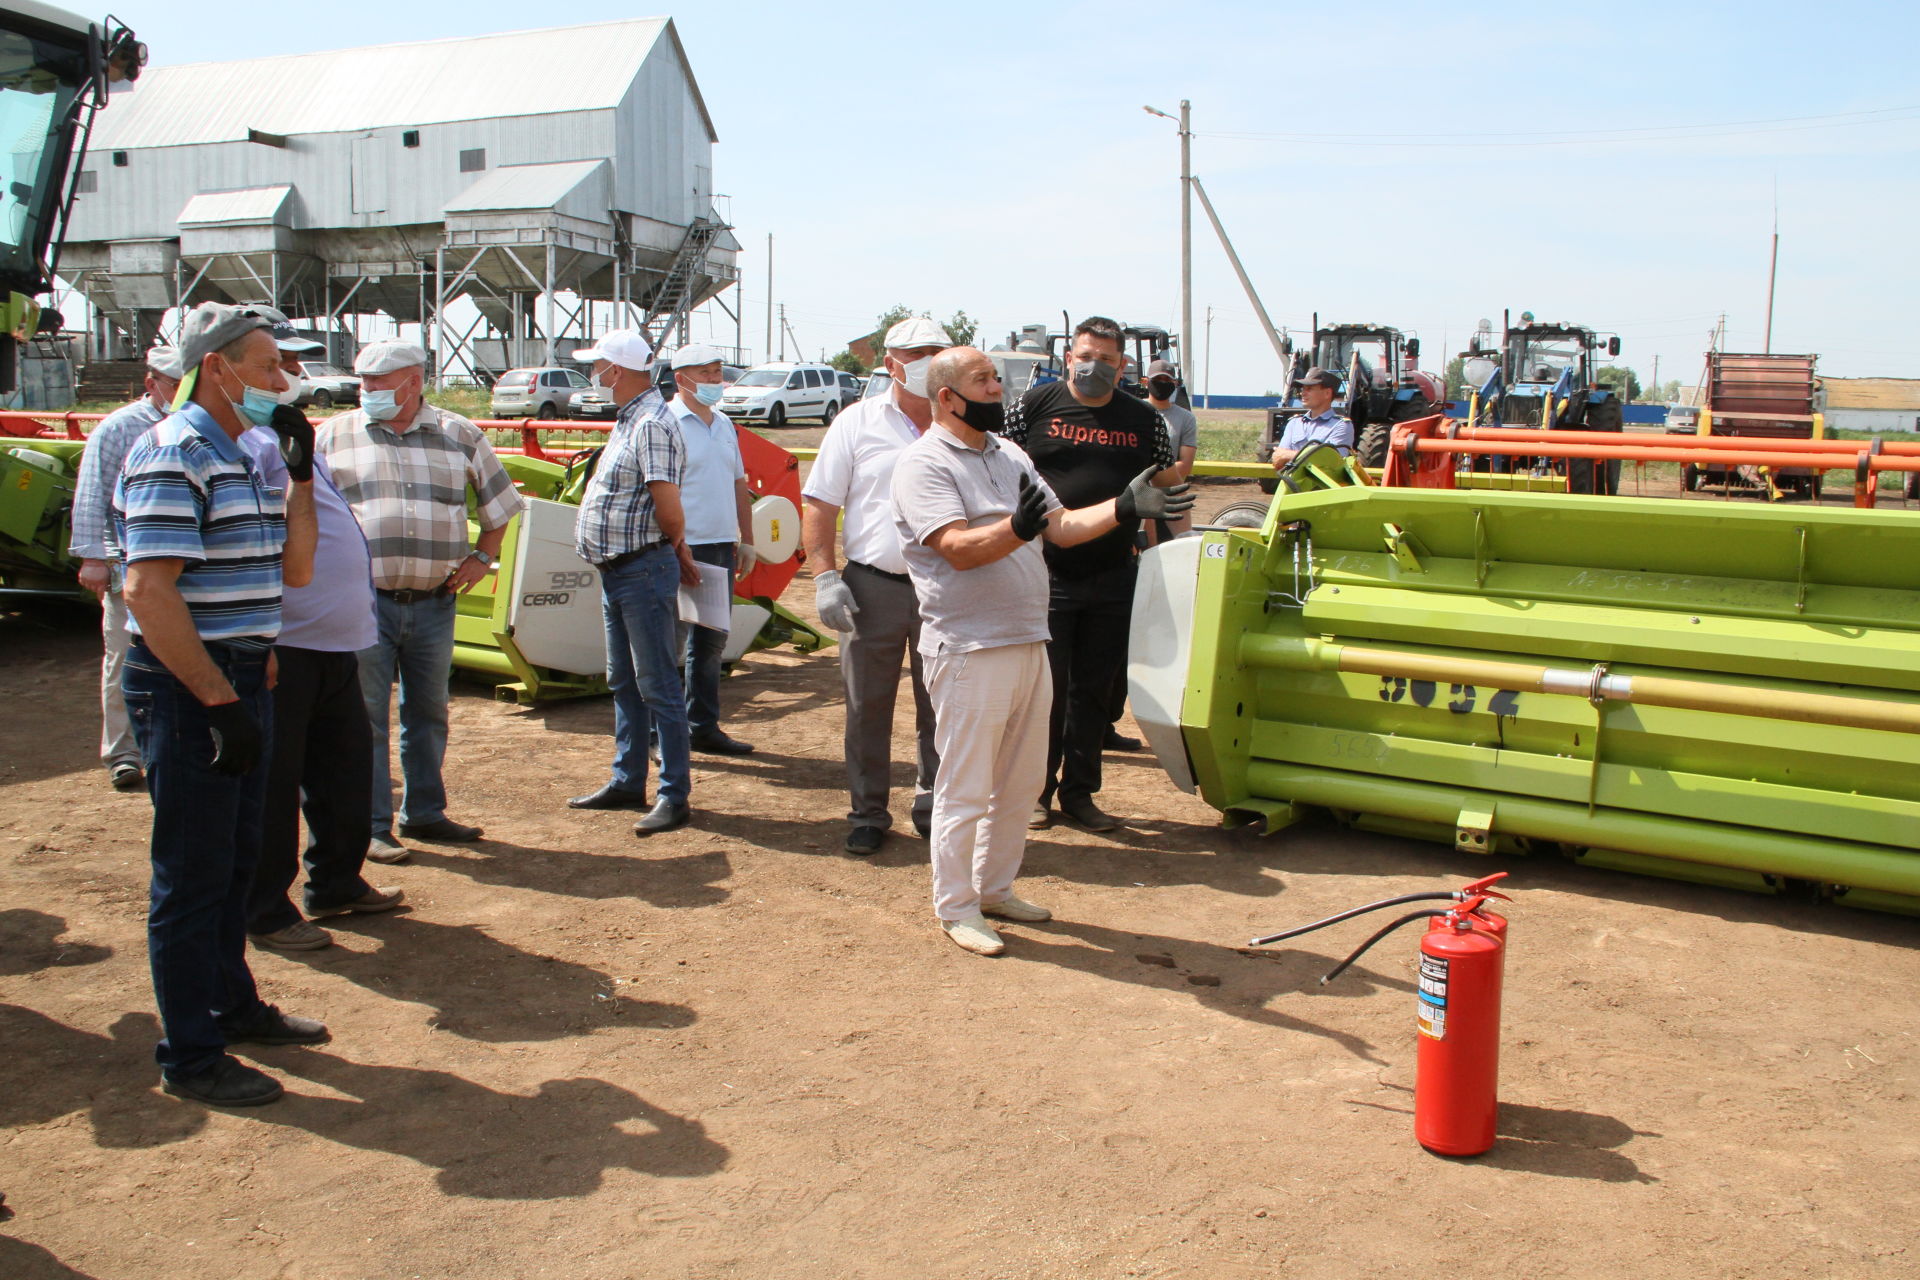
left=1149, top=380, right=1177, bottom=400
left=946, top=391, right=1005, bottom=434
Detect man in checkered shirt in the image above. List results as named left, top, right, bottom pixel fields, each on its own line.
left=317, top=339, right=524, bottom=862
left=568, top=329, right=703, bottom=836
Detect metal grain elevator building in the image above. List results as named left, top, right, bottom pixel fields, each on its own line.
left=57, top=18, right=739, bottom=378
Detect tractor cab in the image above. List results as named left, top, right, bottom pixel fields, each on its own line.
left=1464, top=310, right=1626, bottom=494
left=1258, top=319, right=1443, bottom=479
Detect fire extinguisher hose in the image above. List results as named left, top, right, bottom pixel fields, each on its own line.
left=1321, top=910, right=1452, bottom=985
left=1249, top=892, right=1457, bottom=948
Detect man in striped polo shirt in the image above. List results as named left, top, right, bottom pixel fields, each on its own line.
left=116, top=302, right=322, bottom=1107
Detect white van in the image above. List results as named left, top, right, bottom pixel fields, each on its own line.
left=718, top=361, right=844, bottom=427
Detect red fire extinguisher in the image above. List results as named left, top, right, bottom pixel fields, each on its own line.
left=1250, top=872, right=1512, bottom=1157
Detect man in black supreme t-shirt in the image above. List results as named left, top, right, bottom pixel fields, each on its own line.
left=999, top=316, right=1178, bottom=832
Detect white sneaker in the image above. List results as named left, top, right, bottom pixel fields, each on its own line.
left=941, top=914, right=1005, bottom=956
left=981, top=895, right=1051, bottom=923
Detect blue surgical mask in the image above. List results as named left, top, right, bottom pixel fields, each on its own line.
left=694, top=381, right=724, bottom=406
left=218, top=360, right=281, bottom=426
left=362, top=389, right=402, bottom=422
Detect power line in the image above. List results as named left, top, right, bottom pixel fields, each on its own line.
left=1198, top=103, right=1920, bottom=149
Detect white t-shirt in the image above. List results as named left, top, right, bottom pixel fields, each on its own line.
left=801, top=385, right=925, bottom=576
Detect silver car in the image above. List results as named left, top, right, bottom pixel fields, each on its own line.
left=490, top=367, right=590, bottom=420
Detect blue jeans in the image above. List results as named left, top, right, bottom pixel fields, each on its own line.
left=601, top=544, right=691, bottom=805
left=681, top=542, right=734, bottom=736
left=357, top=592, right=456, bottom=834
left=122, top=640, right=273, bottom=1079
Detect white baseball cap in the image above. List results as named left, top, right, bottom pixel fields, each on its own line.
left=671, top=342, right=726, bottom=369
left=883, top=316, right=953, bottom=351
left=144, top=342, right=184, bottom=381
left=572, top=329, right=654, bottom=372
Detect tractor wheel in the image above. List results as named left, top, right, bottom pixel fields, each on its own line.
left=1355, top=421, right=1394, bottom=469
left=311, top=388, right=333, bottom=409
left=768, top=402, right=787, bottom=428
left=1682, top=463, right=1700, bottom=492
left=1583, top=396, right=1624, bottom=494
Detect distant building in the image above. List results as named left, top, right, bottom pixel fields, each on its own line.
left=1821, top=378, right=1920, bottom=434
left=59, top=19, right=739, bottom=379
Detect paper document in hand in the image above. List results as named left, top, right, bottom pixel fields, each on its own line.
left=677, top=571, right=733, bottom=633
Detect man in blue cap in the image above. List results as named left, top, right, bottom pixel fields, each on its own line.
left=1269, top=367, right=1356, bottom=467
left=115, top=301, right=323, bottom=1106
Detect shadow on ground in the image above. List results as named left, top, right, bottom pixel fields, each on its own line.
left=260, top=1049, right=728, bottom=1199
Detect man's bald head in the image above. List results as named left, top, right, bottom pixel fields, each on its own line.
left=925, top=347, right=991, bottom=405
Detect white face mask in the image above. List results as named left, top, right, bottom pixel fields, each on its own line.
left=895, top=356, right=932, bottom=399
left=594, top=365, right=621, bottom=391
left=274, top=372, right=306, bottom=407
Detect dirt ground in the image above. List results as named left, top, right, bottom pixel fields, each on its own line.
left=3, top=476, right=1917, bottom=1280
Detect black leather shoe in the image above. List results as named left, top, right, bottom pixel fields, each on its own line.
left=569, top=784, right=650, bottom=811
left=1103, top=728, right=1143, bottom=752
left=163, top=1055, right=283, bottom=1107
left=912, top=816, right=932, bottom=838
left=633, top=801, right=691, bottom=836
left=219, top=1002, right=330, bottom=1046
left=1059, top=797, right=1119, bottom=833
left=845, top=826, right=885, bottom=855
left=398, top=817, right=484, bottom=842
left=690, top=731, right=755, bottom=756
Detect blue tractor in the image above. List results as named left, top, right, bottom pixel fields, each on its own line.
left=1461, top=311, right=1626, bottom=495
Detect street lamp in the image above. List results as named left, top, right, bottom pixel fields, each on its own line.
left=1143, top=101, right=1192, bottom=381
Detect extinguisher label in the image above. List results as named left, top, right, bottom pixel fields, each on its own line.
left=1417, top=954, right=1449, bottom=1040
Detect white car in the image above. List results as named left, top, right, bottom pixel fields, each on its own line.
left=718, top=361, right=843, bottom=427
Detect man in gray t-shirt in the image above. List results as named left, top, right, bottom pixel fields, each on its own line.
left=891, top=348, right=1193, bottom=957
left=1145, top=360, right=1198, bottom=530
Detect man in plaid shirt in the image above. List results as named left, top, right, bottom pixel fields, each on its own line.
left=318, top=339, right=524, bottom=862
left=68, top=341, right=184, bottom=792
left=568, top=329, right=702, bottom=836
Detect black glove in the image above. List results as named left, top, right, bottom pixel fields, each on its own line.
left=1010, top=472, right=1050, bottom=541
left=1114, top=466, right=1195, bottom=523
left=269, top=404, right=315, bottom=483
left=205, top=700, right=264, bottom=776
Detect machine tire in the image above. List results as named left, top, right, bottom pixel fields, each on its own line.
left=822, top=400, right=838, bottom=426
left=1212, top=499, right=1270, bottom=530
left=768, top=402, right=787, bottom=428
left=1583, top=396, right=1624, bottom=494
left=1683, top=463, right=1700, bottom=492
left=1355, top=421, right=1394, bottom=469
left=310, top=388, right=333, bottom=409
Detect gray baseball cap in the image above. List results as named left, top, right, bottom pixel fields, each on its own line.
left=178, top=301, right=274, bottom=375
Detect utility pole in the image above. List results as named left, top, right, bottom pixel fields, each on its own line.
left=1191, top=176, right=1292, bottom=371
left=764, top=233, right=773, bottom=363
left=778, top=302, right=786, bottom=361
left=1143, top=100, right=1193, bottom=380
left=1203, top=305, right=1214, bottom=408
left=1763, top=207, right=1779, bottom=354
left=1651, top=353, right=1660, bottom=401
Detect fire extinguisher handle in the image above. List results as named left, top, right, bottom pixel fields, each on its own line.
left=1248, top=892, right=1457, bottom=948
left=1320, top=910, right=1451, bottom=986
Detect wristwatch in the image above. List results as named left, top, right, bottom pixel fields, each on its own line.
left=466, top=549, right=496, bottom=569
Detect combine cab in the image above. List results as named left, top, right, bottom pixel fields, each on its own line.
left=1257, top=321, right=1441, bottom=490
left=1681, top=352, right=1823, bottom=500
left=1461, top=312, right=1625, bottom=495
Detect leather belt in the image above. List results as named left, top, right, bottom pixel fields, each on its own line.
left=595, top=538, right=670, bottom=571
left=377, top=585, right=451, bottom=603
left=845, top=559, right=910, bottom=585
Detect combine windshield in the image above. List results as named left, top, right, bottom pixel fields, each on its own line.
left=0, top=27, right=88, bottom=290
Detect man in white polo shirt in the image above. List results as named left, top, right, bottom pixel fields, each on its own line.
left=663, top=342, right=756, bottom=756
left=800, top=316, right=950, bottom=856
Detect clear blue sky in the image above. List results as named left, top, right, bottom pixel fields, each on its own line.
left=98, top=0, right=1920, bottom=391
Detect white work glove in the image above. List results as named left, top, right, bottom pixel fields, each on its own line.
left=813, top=569, right=859, bottom=633
left=736, top=543, right=759, bottom=576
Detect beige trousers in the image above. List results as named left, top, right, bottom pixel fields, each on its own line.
left=925, top=641, right=1052, bottom=921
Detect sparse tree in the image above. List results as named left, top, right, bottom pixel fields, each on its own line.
left=944, top=309, right=978, bottom=349
left=1593, top=365, right=1642, bottom=402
